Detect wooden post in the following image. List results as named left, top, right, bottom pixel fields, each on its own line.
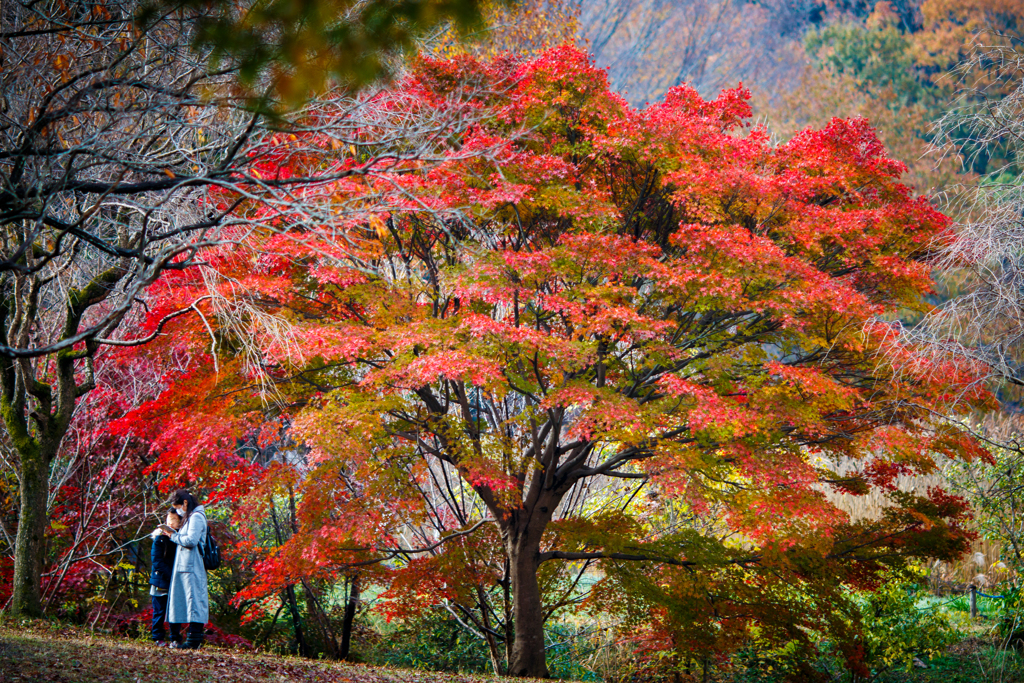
left=969, top=584, right=978, bottom=618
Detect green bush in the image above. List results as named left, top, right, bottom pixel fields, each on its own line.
left=367, top=608, right=494, bottom=674
left=365, top=608, right=610, bottom=679
left=719, top=571, right=965, bottom=682
left=544, top=621, right=603, bottom=681
left=851, top=573, right=963, bottom=675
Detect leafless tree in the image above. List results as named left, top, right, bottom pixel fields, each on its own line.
left=576, top=0, right=813, bottom=106
left=0, top=0, right=248, bottom=619
left=901, top=39, right=1024, bottom=393
left=896, top=38, right=1024, bottom=577
left=0, top=0, right=509, bottom=618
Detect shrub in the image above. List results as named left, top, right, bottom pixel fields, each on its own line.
left=367, top=608, right=493, bottom=674
left=109, top=608, right=254, bottom=649
left=842, top=570, right=963, bottom=677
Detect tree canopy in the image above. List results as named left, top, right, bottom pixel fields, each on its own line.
left=114, top=46, right=989, bottom=677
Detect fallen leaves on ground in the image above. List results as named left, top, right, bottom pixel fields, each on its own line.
left=0, top=623, right=520, bottom=683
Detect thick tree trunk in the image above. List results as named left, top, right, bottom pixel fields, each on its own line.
left=506, top=537, right=550, bottom=678
left=4, top=259, right=113, bottom=618
left=11, top=445, right=50, bottom=617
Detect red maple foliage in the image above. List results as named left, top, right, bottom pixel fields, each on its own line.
left=123, top=46, right=989, bottom=677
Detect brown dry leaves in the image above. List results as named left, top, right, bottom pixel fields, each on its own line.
left=0, top=623, right=523, bottom=683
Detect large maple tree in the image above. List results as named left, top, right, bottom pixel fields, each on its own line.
left=130, top=47, right=986, bottom=676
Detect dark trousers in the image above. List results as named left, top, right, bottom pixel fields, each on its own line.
left=150, top=593, right=182, bottom=642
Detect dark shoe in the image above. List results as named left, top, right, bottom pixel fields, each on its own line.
left=182, top=623, right=204, bottom=649
left=173, top=636, right=204, bottom=650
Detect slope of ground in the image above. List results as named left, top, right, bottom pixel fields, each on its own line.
left=2, top=619, right=1024, bottom=683
left=0, top=621, right=516, bottom=683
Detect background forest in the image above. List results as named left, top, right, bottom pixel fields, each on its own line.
left=2, top=1, right=1024, bottom=682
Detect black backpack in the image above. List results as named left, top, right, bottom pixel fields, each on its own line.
left=197, top=524, right=222, bottom=571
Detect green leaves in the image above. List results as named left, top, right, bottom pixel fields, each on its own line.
left=145, top=0, right=496, bottom=102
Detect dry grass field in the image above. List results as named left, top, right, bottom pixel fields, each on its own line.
left=822, top=458, right=1004, bottom=589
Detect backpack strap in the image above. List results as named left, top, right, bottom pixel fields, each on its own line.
left=196, top=511, right=208, bottom=555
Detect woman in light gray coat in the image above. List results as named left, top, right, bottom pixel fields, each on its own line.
left=163, top=489, right=209, bottom=649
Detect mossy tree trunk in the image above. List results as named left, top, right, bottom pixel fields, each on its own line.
left=3, top=265, right=125, bottom=617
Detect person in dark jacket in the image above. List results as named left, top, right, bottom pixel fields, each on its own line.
left=150, top=510, right=182, bottom=645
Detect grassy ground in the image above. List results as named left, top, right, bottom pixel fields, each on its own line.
left=0, top=621, right=516, bottom=683
left=904, top=641, right=1024, bottom=683
left=723, top=633, right=1024, bottom=683
left=3, top=620, right=1024, bottom=682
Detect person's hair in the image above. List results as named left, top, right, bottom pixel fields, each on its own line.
left=171, top=489, right=200, bottom=524
left=165, top=510, right=182, bottom=530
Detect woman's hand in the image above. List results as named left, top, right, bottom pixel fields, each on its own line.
left=158, top=524, right=176, bottom=536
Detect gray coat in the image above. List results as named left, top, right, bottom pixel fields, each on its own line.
left=168, top=505, right=209, bottom=624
